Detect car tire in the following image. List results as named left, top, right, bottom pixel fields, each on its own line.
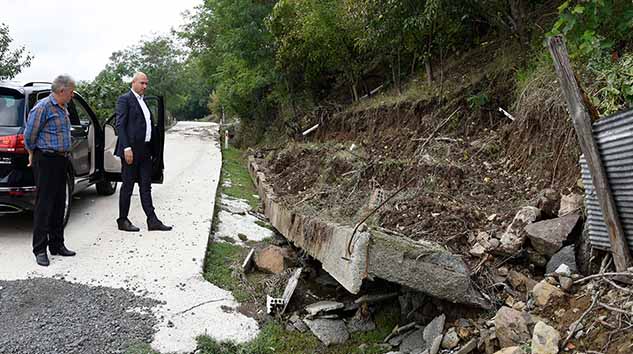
left=63, top=172, right=73, bottom=227
left=96, top=180, right=117, bottom=196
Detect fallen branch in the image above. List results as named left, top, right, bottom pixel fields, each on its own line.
left=599, top=302, right=633, bottom=317
left=573, top=272, right=633, bottom=284
left=383, top=321, right=417, bottom=343
left=561, top=290, right=600, bottom=349
left=416, top=108, right=461, bottom=154
left=498, top=107, right=515, bottom=121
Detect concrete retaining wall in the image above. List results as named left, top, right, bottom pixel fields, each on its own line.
left=248, top=157, right=488, bottom=308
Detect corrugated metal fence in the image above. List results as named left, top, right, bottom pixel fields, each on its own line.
left=581, top=109, right=633, bottom=251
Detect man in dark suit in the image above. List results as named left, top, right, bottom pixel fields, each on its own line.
left=115, top=72, right=172, bottom=232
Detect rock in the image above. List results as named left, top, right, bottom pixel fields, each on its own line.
left=494, top=306, right=531, bottom=348
left=532, top=280, right=565, bottom=307
left=454, top=338, right=477, bottom=354
left=532, top=321, right=560, bottom=354
left=498, top=267, right=509, bottom=277
left=346, top=309, right=376, bottom=333
left=507, top=271, right=537, bottom=292
left=499, top=207, right=541, bottom=255
left=305, top=301, right=344, bottom=316
left=429, top=335, right=442, bottom=354
left=512, top=301, right=526, bottom=311
left=559, top=192, right=583, bottom=216
left=388, top=333, right=406, bottom=347
left=469, top=243, right=487, bottom=257
left=536, top=188, right=560, bottom=218
left=525, top=213, right=580, bottom=256
left=254, top=245, right=296, bottom=274
left=554, top=264, right=571, bottom=277
left=303, top=318, right=349, bottom=346
left=488, top=238, right=501, bottom=250
left=423, top=314, right=446, bottom=345
left=545, top=245, right=577, bottom=275
left=441, top=327, right=460, bottom=349
left=400, top=328, right=425, bottom=353
left=493, top=347, right=526, bottom=354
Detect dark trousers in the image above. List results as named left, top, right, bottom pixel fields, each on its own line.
left=32, top=151, right=67, bottom=255
left=119, top=143, right=157, bottom=222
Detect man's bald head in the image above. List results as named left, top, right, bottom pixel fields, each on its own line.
left=131, top=72, right=149, bottom=96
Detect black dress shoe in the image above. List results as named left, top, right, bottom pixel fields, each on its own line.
left=148, top=220, right=172, bottom=231
left=35, top=253, right=49, bottom=267
left=118, top=218, right=140, bottom=232
left=50, top=245, right=76, bottom=257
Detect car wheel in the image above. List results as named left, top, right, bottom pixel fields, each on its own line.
left=63, top=173, right=73, bottom=227
left=96, top=180, right=117, bottom=196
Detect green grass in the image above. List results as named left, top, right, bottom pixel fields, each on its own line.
left=125, top=343, right=161, bottom=354
left=202, top=241, right=250, bottom=302
left=221, top=146, right=260, bottom=210
left=195, top=304, right=400, bottom=354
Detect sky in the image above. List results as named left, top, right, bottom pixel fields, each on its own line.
left=1, top=0, right=200, bottom=82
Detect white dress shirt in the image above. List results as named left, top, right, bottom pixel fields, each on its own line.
left=131, top=89, right=152, bottom=142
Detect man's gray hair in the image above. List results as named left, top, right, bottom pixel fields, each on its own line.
left=51, top=74, right=76, bottom=93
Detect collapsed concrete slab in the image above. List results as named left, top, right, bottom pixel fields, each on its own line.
left=248, top=157, right=489, bottom=308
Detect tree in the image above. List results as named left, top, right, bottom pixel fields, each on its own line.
left=0, top=23, right=32, bottom=80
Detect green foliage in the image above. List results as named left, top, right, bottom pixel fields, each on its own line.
left=467, top=92, right=490, bottom=110
left=202, top=241, right=249, bottom=302
left=78, top=34, right=210, bottom=121
left=221, top=146, right=260, bottom=209
left=591, top=52, right=633, bottom=115
left=0, top=23, right=32, bottom=80
left=550, top=0, right=633, bottom=57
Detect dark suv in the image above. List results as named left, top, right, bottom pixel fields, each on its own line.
left=0, top=81, right=165, bottom=225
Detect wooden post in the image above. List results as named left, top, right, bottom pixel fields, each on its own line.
left=548, top=35, right=632, bottom=272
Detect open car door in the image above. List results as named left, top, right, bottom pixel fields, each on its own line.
left=103, top=96, right=165, bottom=183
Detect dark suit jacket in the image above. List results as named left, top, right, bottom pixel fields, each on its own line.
left=114, top=90, right=156, bottom=158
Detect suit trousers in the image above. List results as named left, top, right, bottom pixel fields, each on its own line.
left=32, top=150, right=67, bottom=255
left=119, top=143, right=157, bottom=222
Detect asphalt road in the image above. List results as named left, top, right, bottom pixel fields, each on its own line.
left=0, top=122, right=258, bottom=353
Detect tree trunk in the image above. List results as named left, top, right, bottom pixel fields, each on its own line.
left=509, top=0, right=528, bottom=47
left=425, top=59, right=434, bottom=85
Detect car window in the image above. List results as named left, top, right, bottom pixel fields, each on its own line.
left=72, top=98, right=92, bottom=126
left=0, top=92, right=25, bottom=127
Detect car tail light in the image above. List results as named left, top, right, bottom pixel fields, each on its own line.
left=0, top=134, right=27, bottom=154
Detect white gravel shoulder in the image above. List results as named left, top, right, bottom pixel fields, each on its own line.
left=0, top=121, right=259, bottom=353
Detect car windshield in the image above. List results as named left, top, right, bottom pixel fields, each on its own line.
left=0, top=93, right=25, bottom=127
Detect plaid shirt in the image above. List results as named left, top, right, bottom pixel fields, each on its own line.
left=24, top=94, right=72, bottom=152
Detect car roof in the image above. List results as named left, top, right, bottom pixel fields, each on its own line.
left=0, top=81, right=52, bottom=95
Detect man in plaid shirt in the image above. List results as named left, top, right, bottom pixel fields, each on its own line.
left=24, top=74, right=77, bottom=266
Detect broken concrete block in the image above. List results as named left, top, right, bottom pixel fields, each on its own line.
left=305, top=301, right=344, bottom=316
left=346, top=310, right=376, bottom=333
left=255, top=245, right=295, bottom=274
left=532, top=280, right=565, bottom=307
left=498, top=207, right=541, bottom=255
left=368, top=233, right=488, bottom=308
left=303, top=318, right=349, bottom=346
left=399, top=328, right=425, bottom=353
left=545, top=245, right=577, bottom=275
left=531, top=321, right=560, bottom=354
left=281, top=268, right=302, bottom=314
left=525, top=213, right=580, bottom=256
left=242, top=248, right=255, bottom=272
left=494, top=306, right=531, bottom=348
left=423, top=314, right=445, bottom=342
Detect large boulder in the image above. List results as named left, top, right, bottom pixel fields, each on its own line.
left=499, top=207, right=541, bottom=255
left=254, top=245, right=296, bottom=274
left=494, top=307, right=531, bottom=348
left=532, top=321, right=560, bottom=354
left=525, top=213, right=580, bottom=257
left=545, top=245, right=578, bottom=275
left=303, top=318, right=349, bottom=346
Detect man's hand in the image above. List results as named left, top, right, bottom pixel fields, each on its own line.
left=124, top=149, right=134, bottom=165
left=27, top=151, right=33, bottom=167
